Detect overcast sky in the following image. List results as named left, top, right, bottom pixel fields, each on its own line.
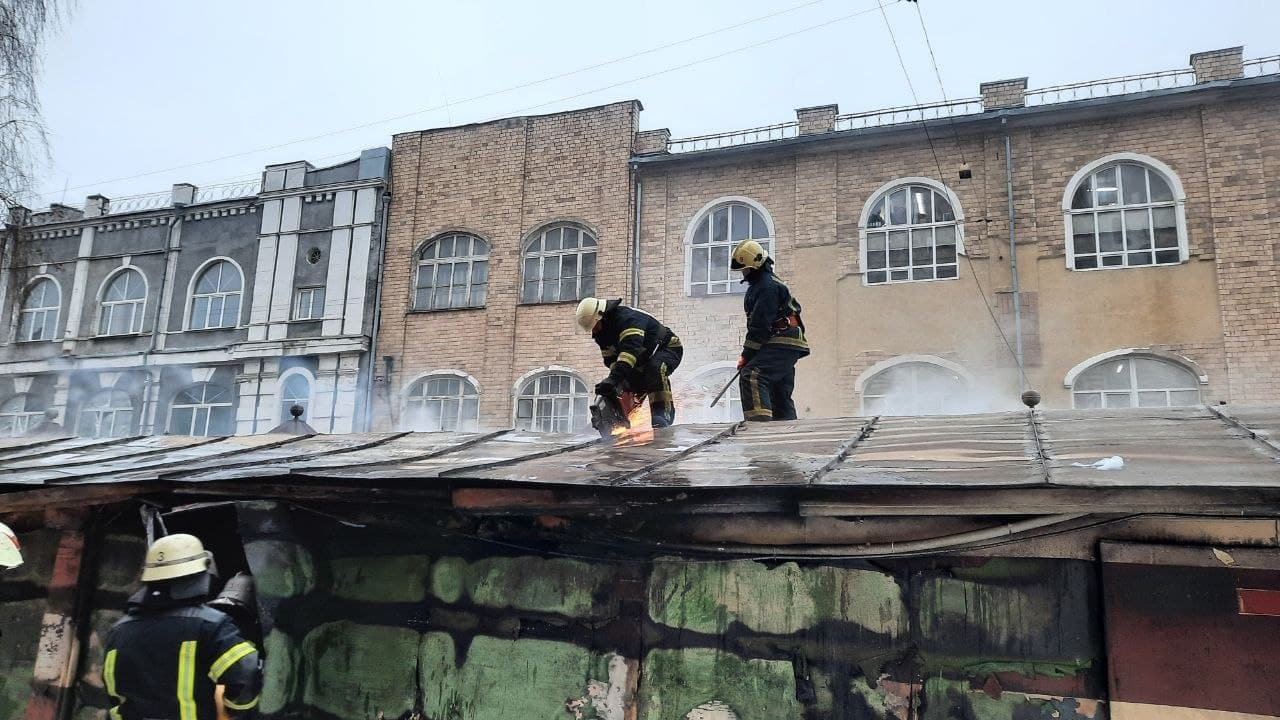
left=29, top=0, right=1280, bottom=207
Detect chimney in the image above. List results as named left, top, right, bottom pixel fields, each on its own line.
left=795, top=104, right=839, bottom=135
left=1190, top=46, right=1244, bottom=83
left=47, top=203, right=84, bottom=222
left=5, top=205, right=30, bottom=227
left=633, top=128, right=671, bottom=155
left=83, top=194, right=110, bottom=218
left=980, top=77, right=1028, bottom=110
left=172, top=183, right=197, bottom=207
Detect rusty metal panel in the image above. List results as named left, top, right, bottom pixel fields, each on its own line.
left=441, top=425, right=733, bottom=487
left=304, top=430, right=589, bottom=481
left=1101, top=541, right=1280, bottom=719
left=0, top=435, right=218, bottom=485
left=818, top=412, right=1045, bottom=487
left=647, top=418, right=863, bottom=487
left=0, top=435, right=133, bottom=464
left=1045, top=408, right=1280, bottom=488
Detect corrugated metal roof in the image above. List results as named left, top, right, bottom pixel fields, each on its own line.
left=0, top=407, right=1277, bottom=492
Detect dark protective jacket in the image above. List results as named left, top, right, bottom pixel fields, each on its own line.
left=594, top=300, right=681, bottom=381
left=741, top=265, right=809, bottom=362
left=104, top=590, right=262, bottom=720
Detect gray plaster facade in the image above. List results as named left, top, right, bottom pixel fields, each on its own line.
left=0, top=149, right=390, bottom=438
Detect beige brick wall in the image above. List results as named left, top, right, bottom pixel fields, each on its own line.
left=636, top=95, right=1280, bottom=414
left=374, top=102, right=639, bottom=430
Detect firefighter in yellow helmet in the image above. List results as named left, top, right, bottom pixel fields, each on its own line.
left=731, top=239, right=809, bottom=421
left=103, top=533, right=262, bottom=719
left=576, top=297, right=683, bottom=427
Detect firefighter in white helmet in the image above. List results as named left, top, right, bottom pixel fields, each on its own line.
left=575, top=297, right=683, bottom=427
left=103, top=533, right=262, bottom=719
left=730, top=239, right=809, bottom=421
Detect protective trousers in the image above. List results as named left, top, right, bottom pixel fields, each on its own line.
left=739, top=347, right=801, bottom=421
left=627, top=345, right=682, bottom=427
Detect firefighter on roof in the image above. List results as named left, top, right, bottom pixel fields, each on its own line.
left=103, top=533, right=262, bottom=720
left=731, top=239, right=809, bottom=421
left=576, top=297, right=683, bottom=428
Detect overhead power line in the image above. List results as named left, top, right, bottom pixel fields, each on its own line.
left=35, top=0, right=886, bottom=200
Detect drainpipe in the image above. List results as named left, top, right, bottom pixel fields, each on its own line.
left=362, top=190, right=392, bottom=432
left=630, top=168, right=642, bottom=306
left=140, top=214, right=181, bottom=433
left=1002, top=118, right=1025, bottom=390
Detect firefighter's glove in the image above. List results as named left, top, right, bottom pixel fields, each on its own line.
left=594, top=379, right=619, bottom=399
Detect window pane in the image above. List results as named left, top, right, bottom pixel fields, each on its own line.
left=1149, top=171, right=1174, bottom=202
left=935, top=228, right=957, bottom=264
left=1102, top=360, right=1132, bottom=390
left=1152, top=207, right=1178, bottom=249
left=1075, top=256, right=1098, bottom=270
left=731, top=204, right=750, bottom=242
left=1125, top=209, right=1151, bottom=250
left=1128, top=252, right=1153, bottom=266
left=521, top=281, right=539, bottom=304
left=888, top=189, right=908, bottom=225
left=888, top=231, right=909, bottom=268
left=473, top=260, right=489, bottom=284
left=561, top=229, right=579, bottom=250
left=912, top=267, right=935, bottom=280
left=933, top=192, right=955, bottom=222
left=1073, top=393, right=1102, bottom=409
left=910, top=230, right=933, bottom=265
left=1154, top=250, right=1180, bottom=264
left=439, top=235, right=456, bottom=257
left=1070, top=176, right=1093, bottom=210
left=693, top=219, right=709, bottom=245
left=224, top=296, right=240, bottom=326
left=1170, top=390, right=1200, bottom=406
left=1103, top=392, right=1133, bottom=409
left=191, top=297, right=210, bottom=329
left=866, top=271, right=887, bottom=284
left=710, top=245, right=730, bottom=281
left=169, top=407, right=193, bottom=434
left=750, top=210, right=768, bottom=239
left=1136, top=391, right=1168, bottom=408
left=1102, top=255, right=1124, bottom=267
left=711, top=208, right=729, bottom=244
left=580, top=252, right=597, bottom=283
left=543, top=257, right=559, bottom=281
left=1121, top=164, right=1148, bottom=205
left=1097, top=211, right=1123, bottom=252
left=866, top=250, right=887, bottom=270
left=692, top=247, right=709, bottom=283
left=195, top=266, right=219, bottom=293
left=1094, top=167, right=1119, bottom=207
left=1072, top=214, right=1096, bottom=254
left=560, top=254, right=578, bottom=282
left=867, top=199, right=885, bottom=229
left=910, top=187, right=931, bottom=224
left=1135, top=358, right=1196, bottom=388
left=936, top=265, right=958, bottom=279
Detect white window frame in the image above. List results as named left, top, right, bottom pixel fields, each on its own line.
left=97, top=267, right=148, bottom=337
left=414, top=232, right=491, bottom=311
left=1062, top=153, right=1189, bottom=271
left=1067, top=352, right=1202, bottom=409
left=1064, top=349, right=1207, bottom=410
left=167, top=382, right=235, bottom=437
left=17, top=275, right=61, bottom=343
left=520, top=223, right=599, bottom=305
left=682, top=196, right=776, bottom=297
left=185, top=257, right=244, bottom=331
left=858, top=177, right=966, bottom=287
left=0, top=394, right=43, bottom=437
left=402, top=370, right=482, bottom=432
left=512, top=367, right=590, bottom=433
left=293, top=286, right=326, bottom=321
left=854, top=355, right=974, bottom=416
left=277, top=368, right=315, bottom=423
left=77, top=389, right=135, bottom=439
left=685, top=362, right=744, bottom=423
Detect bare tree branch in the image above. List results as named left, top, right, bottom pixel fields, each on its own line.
left=0, top=0, right=69, bottom=216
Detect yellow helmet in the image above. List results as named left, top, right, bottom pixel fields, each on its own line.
left=730, top=239, right=769, bottom=271
left=574, top=297, right=608, bottom=332
left=141, top=533, right=211, bottom=582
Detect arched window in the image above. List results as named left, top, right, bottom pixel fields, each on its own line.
left=168, top=382, right=235, bottom=436
left=860, top=361, right=969, bottom=416
left=415, top=233, right=490, bottom=310
left=861, top=180, right=961, bottom=285
left=18, top=277, right=60, bottom=342
left=77, top=390, right=135, bottom=439
left=686, top=199, right=772, bottom=297
left=0, top=394, right=42, bottom=437
left=279, top=373, right=312, bottom=423
left=521, top=225, right=597, bottom=304
left=1065, top=156, right=1184, bottom=270
left=98, top=268, right=147, bottom=336
left=1071, top=355, right=1200, bottom=409
left=514, top=371, right=589, bottom=433
left=404, top=373, right=481, bottom=431
left=687, top=367, right=744, bottom=423
left=189, top=260, right=242, bottom=330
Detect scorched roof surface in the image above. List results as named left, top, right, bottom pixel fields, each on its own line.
left=1, top=406, right=1277, bottom=491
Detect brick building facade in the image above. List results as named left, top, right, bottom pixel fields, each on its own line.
left=375, top=45, right=1280, bottom=433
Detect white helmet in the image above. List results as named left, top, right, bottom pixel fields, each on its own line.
left=575, top=297, right=608, bottom=332
left=0, top=522, right=22, bottom=569
left=141, top=533, right=211, bottom=582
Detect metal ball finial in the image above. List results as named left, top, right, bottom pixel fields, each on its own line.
left=1021, top=390, right=1041, bottom=409
left=289, top=404, right=305, bottom=419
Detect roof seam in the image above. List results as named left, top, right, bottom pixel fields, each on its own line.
left=1028, top=409, right=1053, bottom=486
left=807, top=416, right=879, bottom=486
left=316, top=429, right=513, bottom=473
left=437, top=432, right=600, bottom=478
left=160, top=431, right=415, bottom=480
left=1205, top=405, right=1280, bottom=457
left=613, top=423, right=743, bottom=487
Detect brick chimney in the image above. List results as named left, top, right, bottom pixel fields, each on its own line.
left=980, top=77, right=1028, bottom=110
left=1190, top=47, right=1244, bottom=83
left=171, top=183, right=197, bottom=207
left=795, top=104, right=838, bottom=135
left=83, top=194, right=110, bottom=218
left=47, top=203, right=83, bottom=222
left=5, top=205, right=30, bottom=227
left=633, top=128, right=671, bottom=155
